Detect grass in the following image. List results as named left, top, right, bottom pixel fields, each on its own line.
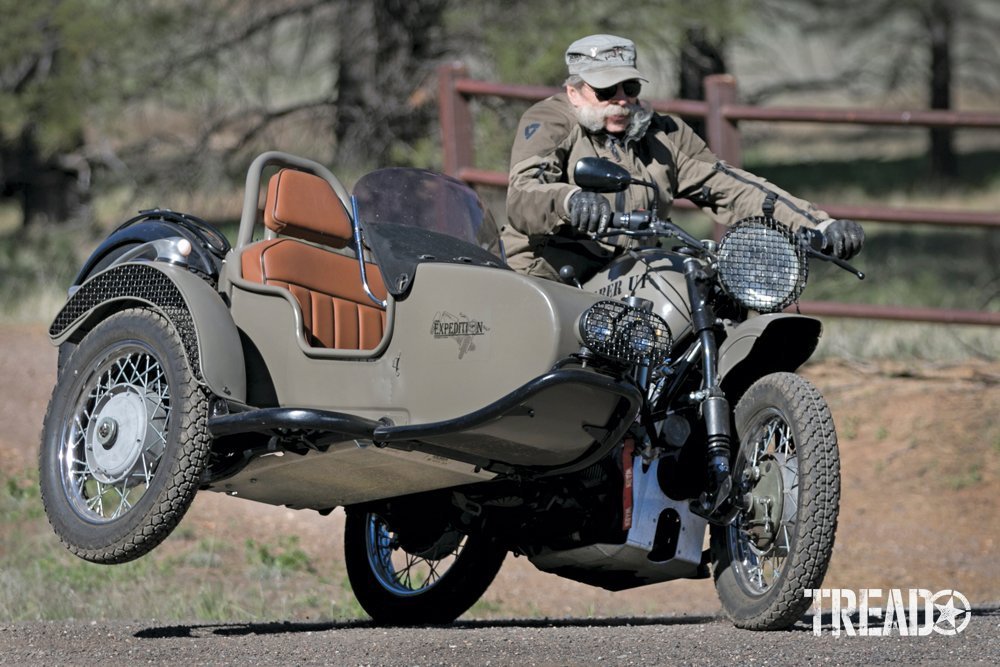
left=0, top=224, right=86, bottom=323
left=0, top=470, right=366, bottom=623
left=947, top=464, right=984, bottom=491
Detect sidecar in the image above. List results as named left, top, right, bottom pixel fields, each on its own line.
left=40, top=152, right=662, bottom=574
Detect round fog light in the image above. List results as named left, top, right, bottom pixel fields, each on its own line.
left=579, top=300, right=671, bottom=366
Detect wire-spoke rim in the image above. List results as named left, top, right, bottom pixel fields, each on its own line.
left=59, top=342, right=171, bottom=524
left=364, top=513, right=466, bottom=597
left=728, top=409, right=799, bottom=596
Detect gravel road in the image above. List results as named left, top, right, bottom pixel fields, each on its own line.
left=2, top=606, right=997, bottom=666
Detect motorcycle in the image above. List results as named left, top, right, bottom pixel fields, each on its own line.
left=39, top=151, right=862, bottom=629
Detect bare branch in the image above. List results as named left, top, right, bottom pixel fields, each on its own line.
left=125, top=0, right=332, bottom=101
left=215, top=97, right=337, bottom=158
left=745, top=69, right=865, bottom=104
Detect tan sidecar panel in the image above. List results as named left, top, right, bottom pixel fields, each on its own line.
left=230, top=260, right=613, bottom=422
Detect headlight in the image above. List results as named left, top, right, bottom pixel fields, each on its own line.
left=717, top=216, right=808, bottom=313
left=579, top=300, right=672, bottom=366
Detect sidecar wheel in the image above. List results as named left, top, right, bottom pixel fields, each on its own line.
left=711, top=372, right=840, bottom=630
left=344, top=510, right=506, bottom=625
left=39, top=307, right=211, bottom=564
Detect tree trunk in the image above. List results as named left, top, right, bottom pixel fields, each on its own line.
left=927, top=0, right=956, bottom=179
left=333, top=0, right=446, bottom=168
left=0, top=128, right=87, bottom=228
left=678, top=26, right=727, bottom=140
left=334, top=1, right=378, bottom=164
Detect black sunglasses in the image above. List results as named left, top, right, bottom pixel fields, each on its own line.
left=590, top=80, right=642, bottom=101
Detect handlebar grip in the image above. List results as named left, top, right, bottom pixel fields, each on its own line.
left=611, top=211, right=652, bottom=231
left=801, top=227, right=826, bottom=252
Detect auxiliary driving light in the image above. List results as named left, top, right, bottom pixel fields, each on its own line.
left=578, top=300, right=672, bottom=366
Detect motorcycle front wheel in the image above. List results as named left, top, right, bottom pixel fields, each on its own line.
left=39, top=308, right=211, bottom=564
left=343, top=510, right=506, bottom=625
left=711, top=372, right=840, bottom=630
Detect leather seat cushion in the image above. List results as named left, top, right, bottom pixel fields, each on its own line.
left=242, top=239, right=387, bottom=350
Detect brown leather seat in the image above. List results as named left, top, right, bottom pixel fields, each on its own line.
left=241, top=168, right=387, bottom=350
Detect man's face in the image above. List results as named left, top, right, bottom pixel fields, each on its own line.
left=567, top=80, right=641, bottom=134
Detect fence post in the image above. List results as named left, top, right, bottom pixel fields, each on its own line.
left=704, top=74, right=742, bottom=167
left=437, top=62, right=475, bottom=178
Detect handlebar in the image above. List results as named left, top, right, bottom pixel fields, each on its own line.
left=598, top=211, right=707, bottom=251
left=595, top=211, right=865, bottom=280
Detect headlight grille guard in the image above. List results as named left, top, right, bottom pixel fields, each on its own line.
left=716, top=216, right=808, bottom=314
left=578, top=300, right=672, bottom=367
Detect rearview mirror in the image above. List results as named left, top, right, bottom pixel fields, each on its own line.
left=573, top=157, right=632, bottom=193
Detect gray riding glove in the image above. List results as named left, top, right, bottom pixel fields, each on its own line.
left=568, top=191, right=612, bottom=235
left=820, top=219, right=865, bottom=260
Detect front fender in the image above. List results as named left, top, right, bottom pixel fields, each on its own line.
left=718, top=313, right=822, bottom=400
left=49, top=261, right=246, bottom=402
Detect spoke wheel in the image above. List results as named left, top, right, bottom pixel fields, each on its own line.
left=40, top=308, right=210, bottom=564
left=66, top=346, right=170, bottom=522
left=711, top=372, right=839, bottom=630
left=344, top=509, right=506, bottom=625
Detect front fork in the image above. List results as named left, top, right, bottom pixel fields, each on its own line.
left=683, top=258, right=739, bottom=525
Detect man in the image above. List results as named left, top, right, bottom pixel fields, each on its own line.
left=504, top=33, right=864, bottom=282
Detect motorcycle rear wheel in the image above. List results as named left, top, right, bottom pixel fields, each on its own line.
left=39, top=308, right=210, bottom=564
left=344, top=509, right=506, bottom=625
left=711, top=372, right=840, bottom=630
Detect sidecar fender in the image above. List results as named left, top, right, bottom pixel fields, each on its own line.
left=718, top=313, right=822, bottom=399
left=49, top=261, right=246, bottom=402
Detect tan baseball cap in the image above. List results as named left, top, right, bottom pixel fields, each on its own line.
left=565, top=34, right=648, bottom=88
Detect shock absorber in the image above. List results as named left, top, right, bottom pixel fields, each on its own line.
left=683, top=257, right=735, bottom=523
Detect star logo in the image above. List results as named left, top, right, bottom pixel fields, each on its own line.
left=932, top=589, right=972, bottom=635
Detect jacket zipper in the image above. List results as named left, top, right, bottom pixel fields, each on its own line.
left=608, top=136, right=622, bottom=161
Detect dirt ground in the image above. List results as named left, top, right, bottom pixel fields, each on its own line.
left=2, top=322, right=997, bottom=618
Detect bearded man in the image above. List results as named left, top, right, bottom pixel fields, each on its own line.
left=504, top=34, right=864, bottom=282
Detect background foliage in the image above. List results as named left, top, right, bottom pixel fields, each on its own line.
left=0, top=0, right=997, bottom=353
left=2, top=0, right=998, bottom=226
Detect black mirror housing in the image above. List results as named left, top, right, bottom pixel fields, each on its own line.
left=573, top=157, right=632, bottom=193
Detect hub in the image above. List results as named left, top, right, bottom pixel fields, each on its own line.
left=744, top=457, right=784, bottom=550
left=86, top=386, right=150, bottom=484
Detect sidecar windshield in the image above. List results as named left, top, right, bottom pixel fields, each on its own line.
left=353, top=168, right=508, bottom=297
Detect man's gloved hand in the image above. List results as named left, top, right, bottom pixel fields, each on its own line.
left=821, top=219, right=865, bottom=260
left=568, top=190, right=612, bottom=235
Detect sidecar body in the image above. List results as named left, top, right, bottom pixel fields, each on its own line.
left=46, top=152, right=655, bottom=513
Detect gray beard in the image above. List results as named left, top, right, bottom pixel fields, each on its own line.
left=575, top=102, right=653, bottom=143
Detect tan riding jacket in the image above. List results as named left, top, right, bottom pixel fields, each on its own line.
left=504, top=93, right=830, bottom=280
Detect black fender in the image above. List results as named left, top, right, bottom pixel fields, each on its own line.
left=718, top=313, right=823, bottom=404
left=71, top=211, right=229, bottom=288
left=50, top=261, right=247, bottom=403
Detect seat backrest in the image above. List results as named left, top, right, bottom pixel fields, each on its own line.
left=263, top=168, right=354, bottom=247
left=242, top=168, right=387, bottom=350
